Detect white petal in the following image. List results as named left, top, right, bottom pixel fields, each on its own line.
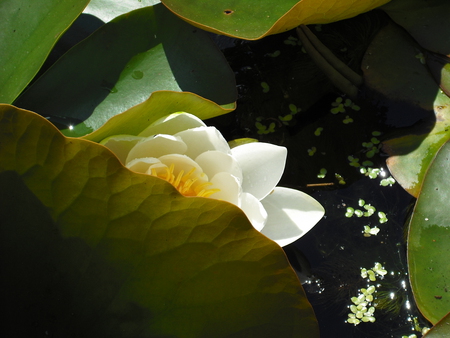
left=239, top=192, right=268, bottom=232
left=126, top=134, right=187, bottom=164
left=158, top=154, right=205, bottom=177
left=195, top=151, right=243, bottom=183
left=100, top=134, right=143, bottom=164
left=209, top=172, right=241, bottom=205
left=231, top=142, right=287, bottom=201
left=175, top=126, right=230, bottom=159
left=260, top=187, right=324, bottom=247
left=126, top=157, right=161, bottom=174
left=138, top=112, right=206, bottom=137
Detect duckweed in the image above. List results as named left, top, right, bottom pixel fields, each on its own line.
left=314, top=127, right=323, bottom=136
left=380, top=176, right=396, bottom=186
left=317, top=168, right=327, bottom=179
left=308, top=147, right=317, bottom=156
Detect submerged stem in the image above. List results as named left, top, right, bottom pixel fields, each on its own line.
left=296, top=25, right=363, bottom=98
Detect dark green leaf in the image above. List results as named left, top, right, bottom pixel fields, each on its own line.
left=363, top=22, right=450, bottom=197
left=0, top=0, right=90, bottom=103
left=0, top=104, right=318, bottom=337
left=408, top=140, right=450, bottom=324
left=381, top=0, right=450, bottom=56
left=15, top=4, right=236, bottom=136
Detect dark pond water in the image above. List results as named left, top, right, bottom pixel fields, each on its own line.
left=210, top=10, right=432, bottom=337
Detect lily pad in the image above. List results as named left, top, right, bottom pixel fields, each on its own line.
left=83, top=0, right=160, bottom=22
left=0, top=0, right=90, bottom=103
left=380, top=0, right=450, bottom=56
left=362, top=22, right=450, bottom=197
left=422, top=311, right=450, bottom=337
left=161, top=0, right=390, bottom=40
left=408, top=140, right=450, bottom=324
left=14, top=4, right=236, bottom=136
left=0, top=105, right=318, bottom=337
left=77, top=91, right=234, bottom=141
left=427, top=52, right=450, bottom=98
left=383, top=91, right=450, bottom=197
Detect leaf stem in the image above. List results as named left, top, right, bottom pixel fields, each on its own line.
left=296, top=25, right=363, bottom=98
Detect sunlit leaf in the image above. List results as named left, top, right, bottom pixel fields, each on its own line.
left=0, top=0, right=90, bottom=103
left=14, top=4, right=236, bottom=136
left=363, top=22, right=450, bottom=197
left=161, top=0, right=390, bottom=40
left=79, top=91, right=234, bottom=142
left=408, top=140, right=450, bottom=324
left=423, top=311, right=450, bottom=337
left=0, top=104, right=318, bottom=337
left=383, top=91, right=450, bottom=197
left=84, top=0, right=160, bottom=22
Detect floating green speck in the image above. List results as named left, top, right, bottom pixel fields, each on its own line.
left=351, top=104, right=360, bottom=111
left=343, top=115, right=354, bottom=124
left=308, top=147, right=317, bottom=156
left=366, top=150, right=375, bottom=158
left=261, top=82, right=270, bottom=93
left=289, top=103, right=300, bottom=114
left=380, top=176, right=396, bottom=186
left=314, top=127, right=323, bottom=136
left=267, top=50, right=281, bottom=57
left=278, top=114, right=293, bottom=124
left=317, top=168, right=327, bottom=179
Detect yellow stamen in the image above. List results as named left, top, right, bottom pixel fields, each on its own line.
left=149, top=162, right=220, bottom=198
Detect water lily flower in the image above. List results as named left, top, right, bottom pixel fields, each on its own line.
left=100, top=112, right=324, bottom=247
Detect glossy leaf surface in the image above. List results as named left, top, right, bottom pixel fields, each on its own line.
left=0, top=105, right=318, bottom=337
left=423, top=311, right=450, bottom=337
left=84, top=0, right=160, bottom=22
left=161, top=0, right=390, bottom=40
left=15, top=4, right=236, bottom=136
left=0, top=0, right=90, bottom=103
left=408, top=140, right=450, bottom=324
left=363, top=22, right=450, bottom=197
left=79, top=91, right=234, bottom=142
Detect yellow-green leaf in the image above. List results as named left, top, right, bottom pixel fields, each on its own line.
left=161, top=0, right=390, bottom=40
left=408, top=140, right=450, bottom=324
left=76, top=91, right=234, bottom=141
left=0, top=104, right=319, bottom=337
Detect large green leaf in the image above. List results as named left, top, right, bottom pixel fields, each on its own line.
left=14, top=4, right=236, bottom=136
left=362, top=22, right=450, bottom=197
left=0, top=0, right=90, bottom=103
left=84, top=0, right=160, bottom=22
left=161, top=0, right=390, bottom=40
left=0, top=104, right=318, bottom=337
left=408, top=140, right=450, bottom=324
left=423, top=312, right=450, bottom=337
left=380, top=0, right=450, bottom=56
left=78, top=91, right=235, bottom=141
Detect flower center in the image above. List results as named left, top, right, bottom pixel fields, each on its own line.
left=150, top=163, right=220, bottom=198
